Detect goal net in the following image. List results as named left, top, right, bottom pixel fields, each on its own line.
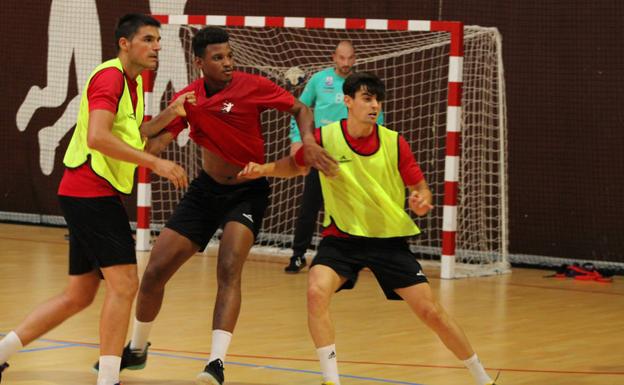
left=143, top=17, right=509, bottom=278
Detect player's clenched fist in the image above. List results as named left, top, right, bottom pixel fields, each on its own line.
left=408, top=190, right=433, bottom=216
left=238, top=162, right=266, bottom=179
left=170, top=91, right=196, bottom=117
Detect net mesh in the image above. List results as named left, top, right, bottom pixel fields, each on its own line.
left=148, top=24, right=509, bottom=277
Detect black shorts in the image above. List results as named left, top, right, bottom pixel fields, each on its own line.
left=165, top=171, right=271, bottom=249
left=311, top=236, right=428, bottom=300
left=58, top=195, right=136, bottom=275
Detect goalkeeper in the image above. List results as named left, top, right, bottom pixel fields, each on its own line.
left=240, top=72, right=498, bottom=385
left=286, top=40, right=384, bottom=273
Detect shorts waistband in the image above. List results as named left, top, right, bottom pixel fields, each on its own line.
left=197, top=170, right=269, bottom=194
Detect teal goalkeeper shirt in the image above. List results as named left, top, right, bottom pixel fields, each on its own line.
left=289, top=68, right=384, bottom=143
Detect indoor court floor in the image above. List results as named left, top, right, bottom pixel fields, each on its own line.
left=0, top=223, right=622, bottom=385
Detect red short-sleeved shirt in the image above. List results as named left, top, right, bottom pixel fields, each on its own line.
left=58, top=67, right=139, bottom=197
left=295, top=120, right=424, bottom=238
left=166, top=71, right=295, bottom=166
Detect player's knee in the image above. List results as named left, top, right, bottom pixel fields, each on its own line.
left=141, top=260, right=174, bottom=291
left=63, top=289, right=96, bottom=311
left=216, top=253, right=244, bottom=286
left=141, top=267, right=162, bottom=290
left=108, top=274, right=139, bottom=300
left=418, top=302, right=445, bottom=327
left=307, top=283, right=331, bottom=313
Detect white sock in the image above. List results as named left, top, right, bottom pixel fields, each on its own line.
left=463, top=354, right=493, bottom=385
left=208, top=329, right=232, bottom=363
left=130, top=319, right=153, bottom=351
left=0, top=331, right=24, bottom=364
left=316, top=344, right=340, bottom=384
left=97, top=355, right=121, bottom=385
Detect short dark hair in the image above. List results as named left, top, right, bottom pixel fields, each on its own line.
left=192, top=26, right=230, bottom=58
left=114, top=14, right=161, bottom=52
left=343, top=72, right=386, bottom=101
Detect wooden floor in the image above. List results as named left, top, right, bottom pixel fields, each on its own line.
left=0, top=223, right=623, bottom=385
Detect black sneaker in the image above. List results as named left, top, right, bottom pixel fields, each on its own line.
left=93, top=342, right=150, bottom=372
left=284, top=255, right=306, bottom=273
left=196, top=358, right=224, bottom=385
left=0, top=362, right=9, bottom=383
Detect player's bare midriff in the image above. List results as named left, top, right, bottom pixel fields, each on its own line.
left=201, top=148, right=249, bottom=185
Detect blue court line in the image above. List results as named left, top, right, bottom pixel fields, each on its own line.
left=1, top=333, right=425, bottom=385
left=19, top=343, right=83, bottom=353
left=142, top=351, right=426, bottom=385
left=0, top=334, right=84, bottom=354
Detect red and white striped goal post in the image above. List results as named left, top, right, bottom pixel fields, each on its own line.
left=136, top=15, right=464, bottom=279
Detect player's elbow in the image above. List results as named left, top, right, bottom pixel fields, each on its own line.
left=86, top=130, right=103, bottom=151
left=290, top=99, right=312, bottom=119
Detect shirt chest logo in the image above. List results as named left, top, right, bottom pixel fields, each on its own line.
left=221, top=101, right=234, bottom=113
left=324, top=76, right=334, bottom=87
left=337, top=155, right=353, bottom=163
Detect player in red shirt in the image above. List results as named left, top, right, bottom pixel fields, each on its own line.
left=0, top=14, right=192, bottom=385
left=113, top=26, right=337, bottom=384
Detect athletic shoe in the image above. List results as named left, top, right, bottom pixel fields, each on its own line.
left=196, top=358, right=224, bottom=385
left=0, top=362, right=9, bottom=383
left=93, top=342, right=150, bottom=372
left=321, top=382, right=335, bottom=385
left=284, top=255, right=306, bottom=273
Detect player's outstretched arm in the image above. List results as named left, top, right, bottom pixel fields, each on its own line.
left=140, top=91, right=196, bottom=138
left=87, top=109, right=188, bottom=189
left=408, top=180, right=434, bottom=216
left=144, top=130, right=175, bottom=156
left=238, top=156, right=308, bottom=180
left=288, top=99, right=338, bottom=176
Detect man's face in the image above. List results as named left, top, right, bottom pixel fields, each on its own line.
left=344, top=87, right=381, bottom=125
left=332, top=44, right=355, bottom=77
left=195, top=42, right=235, bottom=83
left=124, top=25, right=161, bottom=70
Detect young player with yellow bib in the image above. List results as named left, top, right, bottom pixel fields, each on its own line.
left=239, top=72, right=498, bottom=385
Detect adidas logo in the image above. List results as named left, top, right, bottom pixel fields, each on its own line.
left=328, top=351, right=336, bottom=359
left=338, top=155, right=352, bottom=163
left=242, top=213, right=253, bottom=223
